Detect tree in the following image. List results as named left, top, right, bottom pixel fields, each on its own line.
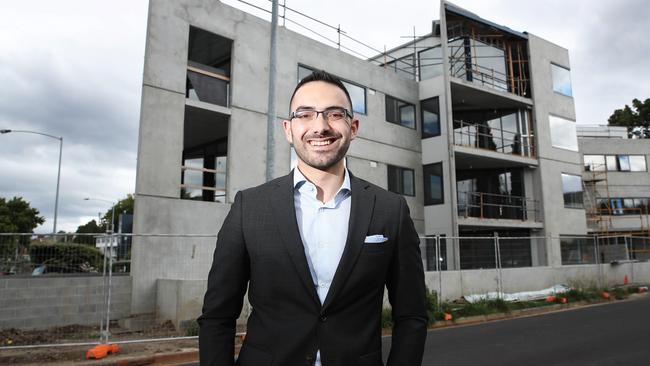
left=608, top=98, right=650, bottom=132
left=100, top=194, right=134, bottom=232
left=76, top=219, right=101, bottom=234
left=0, top=196, right=45, bottom=259
left=0, top=196, right=45, bottom=234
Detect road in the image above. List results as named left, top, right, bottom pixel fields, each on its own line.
left=396, top=294, right=650, bottom=366
left=185, top=295, right=650, bottom=365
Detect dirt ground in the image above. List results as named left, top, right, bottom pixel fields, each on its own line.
left=0, top=322, right=245, bottom=365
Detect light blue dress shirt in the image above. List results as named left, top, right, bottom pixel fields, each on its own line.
left=293, top=168, right=351, bottom=366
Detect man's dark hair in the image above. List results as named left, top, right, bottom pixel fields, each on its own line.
left=290, top=70, right=354, bottom=115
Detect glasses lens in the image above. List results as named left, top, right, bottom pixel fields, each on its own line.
left=294, top=110, right=316, bottom=120
left=325, top=108, right=346, bottom=121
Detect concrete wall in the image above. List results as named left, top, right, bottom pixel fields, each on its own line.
left=527, top=33, right=586, bottom=265
left=0, top=275, right=131, bottom=329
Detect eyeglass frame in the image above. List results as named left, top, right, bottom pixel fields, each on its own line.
left=289, top=107, right=354, bottom=122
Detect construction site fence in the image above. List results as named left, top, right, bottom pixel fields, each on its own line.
left=1, top=233, right=649, bottom=350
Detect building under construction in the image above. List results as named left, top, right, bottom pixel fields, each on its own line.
left=131, top=0, right=649, bottom=325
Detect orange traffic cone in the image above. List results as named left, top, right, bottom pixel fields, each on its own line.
left=601, top=291, right=610, bottom=300
left=545, top=296, right=556, bottom=303
left=624, top=275, right=629, bottom=285
left=444, top=313, right=453, bottom=321
left=559, top=297, right=568, bottom=304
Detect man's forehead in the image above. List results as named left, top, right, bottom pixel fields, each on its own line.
left=291, top=81, right=350, bottom=109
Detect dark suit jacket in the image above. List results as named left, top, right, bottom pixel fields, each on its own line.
left=198, top=171, right=427, bottom=366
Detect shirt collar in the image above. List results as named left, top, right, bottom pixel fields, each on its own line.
left=293, top=167, right=351, bottom=194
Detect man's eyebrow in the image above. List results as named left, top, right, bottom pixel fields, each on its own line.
left=294, top=105, right=316, bottom=111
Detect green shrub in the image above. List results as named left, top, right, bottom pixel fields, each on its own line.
left=611, top=287, right=629, bottom=300
left=184, top=319, right=199, bottom=336
left=29, top=243, right=103, bottom=273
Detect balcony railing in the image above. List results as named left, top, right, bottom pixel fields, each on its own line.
left=186, top=61, right=230, bottom=107
left=453, top=120, right=535, bottom=158
left=457, top=191, right=540, bottom=222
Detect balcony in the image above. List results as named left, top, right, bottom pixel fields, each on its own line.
left=453, top=119, right=535, bottom=158
left=457, top=191, right=540, bottom=222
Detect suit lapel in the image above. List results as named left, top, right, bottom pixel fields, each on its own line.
left=322, top=173, right=375, bottom=311
left=269, top=172, right=321, bottom=307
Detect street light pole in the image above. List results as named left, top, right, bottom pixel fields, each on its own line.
left=1, top=129, right=63, bottom=234
left=84, top=197, right=116, bottom=233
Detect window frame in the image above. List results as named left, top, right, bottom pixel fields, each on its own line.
left=421, top=97, right=441, bottom=138
left=423, top=162, right=444, bottom=206
left=550, top=63, right=573, bottom=97
left=561, top=173, right=584, bottom=209
left=387, top=165, right=416, bottom=197
left=385, top=94, right=416, bottom=129
left=548, top=114, right=579, bottom=152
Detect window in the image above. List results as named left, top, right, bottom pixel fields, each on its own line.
left=181, top=105, right=229, bottom=203
left=423, top=163, right=444, bottom=205
left=421, top=97, right=440, bottom=138
left=385, top=95, right=415, bottom=129
left=583, top=155, right=606, bottom=171
left=560, top=236, right=595, bottom=265
left=600, top=155, right=648, bottom=171
left=600, top=197, right=650, bottom=215
left=561, top=173, right=583, bottom=209
left=387, top=165, right=415, bottom=196
left=606, top=155, right=618, bottom=171
left=630, top=155, right=647, bottom=171
left=549, top=115, right=578, bottom=151
left=186, top=26, right=232, bottom=107
left=551, top=64, right=573, bottom=97
left=297, top=65, right=366, bottom=114
left=418, top=46, right=443, bottom=80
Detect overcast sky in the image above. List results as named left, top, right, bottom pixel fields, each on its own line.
left=1, top=0, right=648, bottom=233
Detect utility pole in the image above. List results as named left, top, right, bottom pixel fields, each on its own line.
left=266, top=0, right=279, bottom=182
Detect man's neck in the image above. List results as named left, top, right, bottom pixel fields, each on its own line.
left=297, top=161, right=346, bottom=203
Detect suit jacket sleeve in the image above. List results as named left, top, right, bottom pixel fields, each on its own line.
left=386, top=196, right=428, bottom=366
left=198, top=191, right=250, bottom=366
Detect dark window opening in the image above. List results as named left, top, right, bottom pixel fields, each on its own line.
left=181, top=105, right=229, bottom=202
left=186, top=26, right=232, bottom=107
left=423, top=162, right=444, bottom=205
left=385, top=95, right=415, bottom=129
left=421, top=97, right=440, bottom=138
left=387, top=165, right=415, bottom=196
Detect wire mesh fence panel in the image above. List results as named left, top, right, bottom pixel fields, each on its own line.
left=2, top=233, right=650, bottom=350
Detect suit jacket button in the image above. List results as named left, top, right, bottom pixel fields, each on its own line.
left=306, top=355, right=314, bottom=363
left=319, top=315, right=327, bottom=322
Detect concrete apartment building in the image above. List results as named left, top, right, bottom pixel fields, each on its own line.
left=577, top=125, right=650, bottom=261
left=132, top=0, right=645, bottom=324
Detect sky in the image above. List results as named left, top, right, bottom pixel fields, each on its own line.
left=0, top=0, right=648, bottom=233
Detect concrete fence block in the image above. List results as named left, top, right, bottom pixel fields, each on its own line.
left=6, top=278, right=29, bottom=288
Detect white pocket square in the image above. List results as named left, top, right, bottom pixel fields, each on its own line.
left=364, top=234, right=388, bottom=243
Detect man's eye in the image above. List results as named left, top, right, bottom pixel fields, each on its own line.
left=328, top=112, right=345, bottom=120
left=295, top=112, right=313, bottom=119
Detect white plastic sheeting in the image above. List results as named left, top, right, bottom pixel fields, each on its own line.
left=463, top=284, right=571, bottom=303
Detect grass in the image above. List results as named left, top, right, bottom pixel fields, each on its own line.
left=381, top=285, right=642, bottom=329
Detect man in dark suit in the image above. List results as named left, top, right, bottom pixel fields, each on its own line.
left=199, top=70, right=427, bottom=366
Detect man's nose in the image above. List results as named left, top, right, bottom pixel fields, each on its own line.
left=311, top=113, right=331, bottom=133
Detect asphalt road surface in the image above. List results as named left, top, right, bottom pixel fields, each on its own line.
left=392, top=294, right=650, bottom=366
left=187, top=295, right=650, bottom=365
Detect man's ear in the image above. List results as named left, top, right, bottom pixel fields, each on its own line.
left=282, top=119, right=293, bottom=143
left=349, top=118, right=359, bottom=140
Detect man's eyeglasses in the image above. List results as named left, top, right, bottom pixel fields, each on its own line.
left=290, top=107, right=353, bottom=122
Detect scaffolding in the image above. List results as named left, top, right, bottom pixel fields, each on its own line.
left=583, top=163, right=650, bottom=238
